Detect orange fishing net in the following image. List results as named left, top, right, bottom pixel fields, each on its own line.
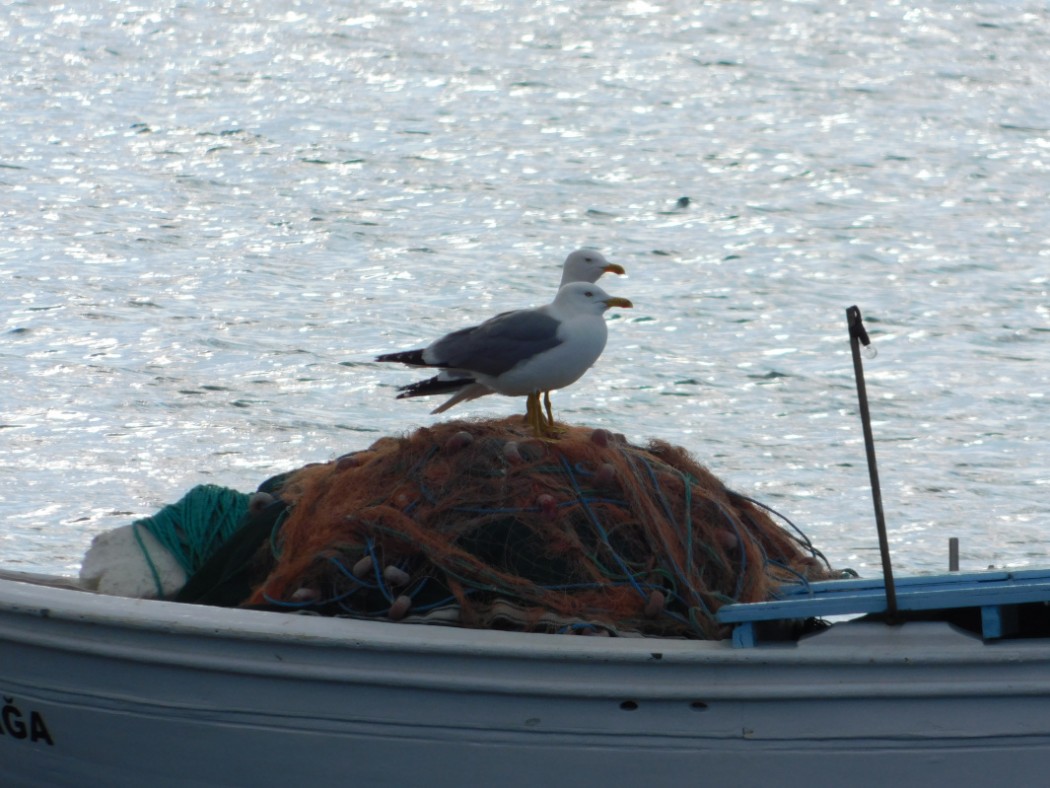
left=248, top=417, right=833, bottom=638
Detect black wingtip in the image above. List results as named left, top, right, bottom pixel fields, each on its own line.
left=376, top=349, right=427, bottom=366
left=395, top=375, right=476, bottom=399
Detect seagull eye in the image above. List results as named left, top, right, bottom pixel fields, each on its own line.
left=584, top=290, right=593, bottom=297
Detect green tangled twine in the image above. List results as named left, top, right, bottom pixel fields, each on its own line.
left=133, top=484, right=251, bottom=594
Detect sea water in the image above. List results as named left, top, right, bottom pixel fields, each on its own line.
left=2, top=0, right=1048, bottom=577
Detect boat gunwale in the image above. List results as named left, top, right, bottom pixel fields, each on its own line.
left=0, top=571, right=1044, bottom=665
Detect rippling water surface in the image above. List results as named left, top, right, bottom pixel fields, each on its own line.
left=2, top=0, right=1048, bottom=576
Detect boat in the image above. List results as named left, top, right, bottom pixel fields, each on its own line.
left=5, top=306, right=1045, bottom=786
left=3, top=565, right=1050, bottom=787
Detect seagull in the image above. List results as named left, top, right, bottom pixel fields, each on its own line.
left=544, top=250, right=625, bottom=422
left=558, top=248, right=625, bottom=287
left=384, top=249, right=626, bottom=426
left=377, top=282, right=633, bottom=437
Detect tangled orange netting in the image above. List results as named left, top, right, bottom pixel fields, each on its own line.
left=248, top=417, right=834, bottom=638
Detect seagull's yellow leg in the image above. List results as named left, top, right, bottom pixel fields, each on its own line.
left=532, top=391, right=565, bottom=439
left=524, top=392, right=564, bottom=439
left=523, top=391, right=541, bottom=427
left=524, top=393, right=530, bottom=423
left=524, top=392, right=540, bottom=436
left=543, top=391, right=554, bottom=429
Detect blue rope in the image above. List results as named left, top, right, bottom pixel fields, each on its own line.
left=133, top=484, right=251, bottom=577
left=269, top=506, right=290, bottom=560
left=409, top=446, right=440, bottom=504
left=364, top=537, right=395, bottom=603
left=557, top=455, right=649, bottom=601
left=764, top=559, right=813, bottom=594
left=628, top=453, right=697, bottom=601
left=730, top=490, right=831, bottom=568
left=711, top=499, right=748, bottom=600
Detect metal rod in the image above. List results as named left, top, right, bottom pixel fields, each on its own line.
left=846, top=305, right=898, bottom=618
left=949, top=537, right=960, bottom=572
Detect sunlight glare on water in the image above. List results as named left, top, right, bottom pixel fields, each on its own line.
left=1, top=0, right=1048, bottom=577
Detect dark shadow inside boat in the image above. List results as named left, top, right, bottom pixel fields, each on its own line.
left=856, top=603, right=1050, bottom=641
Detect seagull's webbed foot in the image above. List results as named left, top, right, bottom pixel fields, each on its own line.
left=525, top=392, right=566, bottom=439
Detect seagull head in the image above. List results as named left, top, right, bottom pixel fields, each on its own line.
left=554, top=282, right=633, bottom=315
left=560, top=249, right=626, bottom=287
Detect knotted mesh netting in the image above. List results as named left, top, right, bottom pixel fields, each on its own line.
left=248, top=417, right=833, bottom=638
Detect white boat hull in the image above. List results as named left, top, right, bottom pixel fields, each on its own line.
left=2, top=573, right=1049, bottom=787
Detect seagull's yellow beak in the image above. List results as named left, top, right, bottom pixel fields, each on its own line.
left=603, top=263, right=626, bottom=276
left=604, top=296, right=633, bottom=309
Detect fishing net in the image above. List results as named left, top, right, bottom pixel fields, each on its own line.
left=246, top=417, right=834, bottom=639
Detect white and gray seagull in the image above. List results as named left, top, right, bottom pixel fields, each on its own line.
left=557, top=248, right=625, bottom=288
left=377, top=249, right=626, bottom=428
left=376, top=282, right=633, bottom=437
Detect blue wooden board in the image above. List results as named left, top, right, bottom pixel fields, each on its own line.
left=716, top=568, right=1050, bottom=648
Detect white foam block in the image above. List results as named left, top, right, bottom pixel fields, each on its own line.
left=79, top=525, right=187, bottom=598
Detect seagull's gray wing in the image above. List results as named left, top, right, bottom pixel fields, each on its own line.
left=427, top=308, right=563, bottom=377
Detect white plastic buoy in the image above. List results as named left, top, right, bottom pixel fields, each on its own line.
left=290, top=587, right=318, bottom=602
left=382, top=565, right=411, bottom=587
left=352, top=556, right=374, bottom=578
left=388, top=594, right=412, bottom=620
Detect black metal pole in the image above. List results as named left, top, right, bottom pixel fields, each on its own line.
left=846, top=306, right=898, bottom=618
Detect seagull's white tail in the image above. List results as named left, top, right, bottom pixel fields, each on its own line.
left=431, top=383, right=494, bottom=414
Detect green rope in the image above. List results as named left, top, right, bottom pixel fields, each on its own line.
left=132, top=523, right=166, bottom=599
left=133, top=484, right=252, bottom=578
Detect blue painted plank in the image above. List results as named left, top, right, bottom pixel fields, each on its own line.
left=718, top=593, right=885, bottom=622
left=797, top=568, right=1050, bottom=591
left=981, top=605, right=1019, bottom=639
left=731, top=622, right=756, bottom=648
left=770, top=569, right=1050, bottom=600
left=983, top=606, right=1005, bottom=639
left=911, top=581, right=1050, bottom=609
left=721, top=583, right=1050, bottom=623
left=717, top=573, right=1050, bottom=624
